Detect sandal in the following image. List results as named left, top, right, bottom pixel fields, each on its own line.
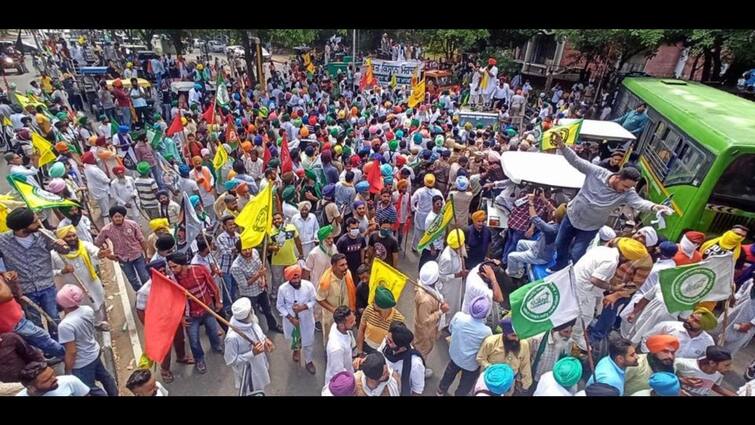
left=292, top=350, right=301, bottom=363
left=161, top=369, right=175, bottom=384
left=176, top=357, right=195, bottom=365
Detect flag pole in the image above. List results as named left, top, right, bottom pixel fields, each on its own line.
left=567, top=269, right=597, bottom=383
left=448, top=194, right=466, bottom=272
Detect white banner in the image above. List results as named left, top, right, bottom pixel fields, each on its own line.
left=366, top=59, right=424, bottom=87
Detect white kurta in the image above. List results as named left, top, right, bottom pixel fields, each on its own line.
left=110, top=176, right=140, bottom=218
left=224, top=317, right=271, bottom=392
left=57, top=217, right=94, bottom=244
left=533, top=371, right=574, bottom=396
left=438, top=246, right=463, bottom=322
left=51, top=242, right=105, bottom=311
left=619, top=258, right=676, bottom=325
left=84, top=164, right=111, bottom=201
left=622, top=285, right=690, bottom=344
left=711, top=279, right=755, bottom=356
left=276, top=280, right=317, bottom=348
left=411, top=187, right=442, bottom=232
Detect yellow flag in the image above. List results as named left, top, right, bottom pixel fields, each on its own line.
left=15, top=93, right=45, bottom=109
left=7, top=176, right=78, bottom=211
left=2, top=116, right=11, bottom=126
left=212, top=145, right=228, bottom=170
left=0, top=195, right=25, bottom=233
left=540, top=119, right=583, bottom=151
left=368, top=258, right=409, bottom=305
left=408, top=78, right=426, bottom=108
left=31, top=132, right=57, bottom=167
left=390, top=73, right=397, bottom=89
left=417, top=197, right=454, bottom=251
left=237, top=183, right=273, bottom=249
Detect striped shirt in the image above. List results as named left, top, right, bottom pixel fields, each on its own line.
left=134, top=177, right=159, bottom=209
left=216, top=231, right=240, bottom=273
left=229, top=250, right=264, bottom=298
left=361, top=304, right=405, bottom=349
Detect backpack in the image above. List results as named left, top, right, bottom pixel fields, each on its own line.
left=316, top=200, right=333, bottom=227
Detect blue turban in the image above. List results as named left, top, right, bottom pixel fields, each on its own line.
left=658, top=241, right=678, bottom=258
left=648, top=372, right=680, bottom=396
left=553, top=357, right=583, bottom=389
left=499, top=317, right=515, bottom=335
left=118, top=125, right=129, bottom=133
left=470, top=295, right=490, bottom=319
left=254, top=135, right=263, bottom=146
left=483, top=364, right=514, bottom=395
left=189, top=195, right=201, bottom=208
left=322, top=184, right=336, bottom=200
left=352, top=200, right=365, bottom=210
left=421, top=149, right=432, bottom=160
left=178, top=164, right=190, bottom=177
left=380, top=164, right=393, bottom=177
left=224, top=179, right=241, bottom=192
left=355, top=181, right=370, bottom=193
left=384, top=176, right=394, bottom=185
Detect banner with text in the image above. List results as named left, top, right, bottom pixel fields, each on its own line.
left=366, top=59, right=424, bottom=86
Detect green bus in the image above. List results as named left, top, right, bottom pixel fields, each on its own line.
left=613, top=77, right=755, bottom=241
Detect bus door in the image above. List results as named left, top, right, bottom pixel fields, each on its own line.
left=705, top=153, right=755, bottom=235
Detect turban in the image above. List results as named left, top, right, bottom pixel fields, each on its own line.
left=200, top=148, right=210, bottom=157
left=56, top=284, right=84, bottom=309
left=46, top=178, right=66, bottom=194
left=646, top=334, right=680, bottom=354
left=488, top=150, right=501, bottom=164
left=322, top=184, right=336, bottom=200
left=380, top=163, right=393, bottom=177
left=554, top=204, right=567, bottom=222
left=118, top=125, right=129, bottom=133
left=598, top=226, right=616, bottom=242
left=95, top=136, right=107, bottom=147
left=616, top=237, right=649, bottom=261
left=636, top=226, right=659, bottom=247
left=55, top=225, right=77, bottom=239
left=684, top=231, right=705, bottom=244
left=298, top=201, right=312, bottom=211
left=584, top=383, right=620, bottom=397
left=231, top=297, right=252, bottom=321
left=693, top=307, right=717, bottom=331
left=112, top=165, right=126, bottom=174
left=179, top=164, right=191, bottom=177
left=224, top=179, right=241, bottom=192
left=374, top=286, right=396, bottom=309
left=189, top=195, right=201, bottom=208
left=328, top=371, right=356, bottom=396
left=483, top=364, right=514, bottom=396
left=648, top=372, right=680, bottom=396
left=658, top=241, right=679, bottom=258
left=284, top=265, right=302, bottom=281
left=423, top=173, right=435, bottom=187
left=397, top=179, right=409, bottom=191
left=54, top=142, right=69, bottom=153
left=281, top=186, right=296, bottom=202
left=155, top=234, right=176, bottom=251
left=192, top=156, right=203, bottom=166
left=350, top=155, right=361, bottom=166
left=396, top=155, right=406, bottom=167
left=471, top=210, right=486, bottom=222
left=355, top=181, right=370, bottom=193
left=446, top=229, right=465, bottom=250
left=418, top=261, right=440, bottom=287
left=136, top=161, right=151, bottom=176
left=81, top=151, right=96, bottom=165
left=455, top=176, right=469, bottom=191
left=49, top=162, right=66, bottom=178
left=149, top=218, right=170, bottom=233
left=492, top=316, right=513, bottom=335
left=6, top=207, right=35, bottom=231
left=470, top=295, right=490, bottom=319
left=553, top=357, right=583, bottom=389
left=384, top=176, right=394, bottom=185
left=317, top=225, right=334, bottom=242
left=488, top=58, right=497, bottom=65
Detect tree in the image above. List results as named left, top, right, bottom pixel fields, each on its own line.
left=137, top=29, right=156, bottom=50
left=420, top=29, right=490, bottom=61
left=258, top=29, right=318, bottom=49
left=163, top=29, right=187, bottom=55
left=554, top=29, right=667, bottom=72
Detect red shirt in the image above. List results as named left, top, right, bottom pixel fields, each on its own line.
left=0, top=299, right=23, bottom=333
left=174, top=265, right=219, bottom=318
left=112, top=87, right=131, bottom=107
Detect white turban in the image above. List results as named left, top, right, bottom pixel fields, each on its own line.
left=636, top=226, right=658, bottom=247
left=231, top=298, right=252, bottom=321
left=298, top=201, right=312, bottom=211
left=598, top=226, right=617, bottom=242
left=419, top=261, right=440, bottom=287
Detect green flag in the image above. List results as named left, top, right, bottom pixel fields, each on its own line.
left=215, top=72, right=229, bottom=107
left=417, top=198, right=454, bottom=251
left=659, top=254, right=735, bottom=313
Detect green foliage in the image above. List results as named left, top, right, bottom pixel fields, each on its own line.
left=421, top=29, right=490, bottom=60
left=555, top=29, right=666, bottom=69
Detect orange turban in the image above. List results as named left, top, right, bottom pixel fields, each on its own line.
left=471, top=210, right=486, bottom=222
left=192, top=156, right=203, bottom=166
left=646, top=335, right=680, bottom=354
left=284, top=265, right=302, bottom=281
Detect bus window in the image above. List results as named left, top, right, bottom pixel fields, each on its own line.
left=710, top=154, right=755, bottom=210
left=664, top=139, right=712, bottom=187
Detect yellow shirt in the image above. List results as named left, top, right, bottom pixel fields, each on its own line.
left=41, top=76, right=53, bottom=94
left=476, top=333, right=533, bottom=390
left=271, top=224, right=298, bottom=266
left=36, top=113, right=52, bottom=134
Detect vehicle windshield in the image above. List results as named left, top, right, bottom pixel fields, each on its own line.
left=710, top=154, right=755, bottom=211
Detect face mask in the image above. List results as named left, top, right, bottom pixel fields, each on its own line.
left=379, top=229, right=391, bottom=238
left=349, top=228, right=360, bottom=238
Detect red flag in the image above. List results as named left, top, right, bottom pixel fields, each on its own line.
left=144, top=269, right=186, bottom=363
left=165, top=113, right=183, bottom=137
left=366, top=159, right=383, bottom=194
left=225, top=115, right=239, bottom=143
left=202, top=103, right=216, bottom=124
left=279, top=136, right=292, bottom=174
left=262, top=144, right=271, bottom=170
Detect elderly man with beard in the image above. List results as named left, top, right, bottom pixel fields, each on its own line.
left=377, top=321, right=426, bottom=396
left=639, top=309, right=717, bottom=359
left=476, top=317, right=533, bottom=393
left=276, top=265, right=318, bottom=375
left=623, top=334, right=679, bottom=396
left=524, top=319, right=576, bottom=384
left=414, top=261, right=448, bottom=378
left=353, top=351, right=401, bottom=396
left=224, top=298, right=274, bottom=394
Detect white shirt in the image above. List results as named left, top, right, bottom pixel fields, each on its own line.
left=641, top=321, right=714, bottom=359
left=637, top=258, right=676, bottom=296
left=292, top=213, right=320, bottom=247
left=377, top=340, right=425, bottom=395
left=325, top=323, right=355, bottom=385
left=16, top=375, right=90, bottom=396
left=58, top=306, right=100, bottom=369
left=110, top=176, right=138, bottom=206
left=84, top=164, right=112, bottom=200
left=533, top=371, right=574, bottom=396
left=675, top=357, right=723, bottom=396
left=573, top=246, right=619, bottom=298
left=461, top=264, right=493, bottom=316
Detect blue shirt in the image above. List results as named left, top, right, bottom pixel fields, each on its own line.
left=587, top=356, right=626, bottom=395
left=614, top=110, right=649, bottom=136
left=448, top=312, right=492, bottom=371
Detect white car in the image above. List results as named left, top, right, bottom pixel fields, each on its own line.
left=207, top=40, right=226, bottom=53
left=225, top=45, right=271, bottom=60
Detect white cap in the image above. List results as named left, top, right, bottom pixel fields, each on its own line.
left=419, top=261, right=440, bottom=287
left=231, top=297, right=252, bottom=321
left=598, top=226, right=617, bottom=242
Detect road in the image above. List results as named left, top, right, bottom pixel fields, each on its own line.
left=2, top=43, right=752, bottom=396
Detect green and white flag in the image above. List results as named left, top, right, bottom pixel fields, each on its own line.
left=659, top=253, right=734, bottom=313
left=215, top=73, right=230, bottom=107
left=146, top=128, right=163, bottom=150
left=510, top=266, right=579, bottom=339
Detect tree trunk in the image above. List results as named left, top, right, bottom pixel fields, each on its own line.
left=688, top=53, right=701, bottom=80
left=701, top=49, right=712, bottom=82
left=169, top=31, right=184, bottom=56
left=240, top=31, right=256, bottom=87
left=139, top=31, right=154, bottom=51
left=711, top=35, right=723, bottom=81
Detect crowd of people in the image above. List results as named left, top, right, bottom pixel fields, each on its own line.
left=0, top=30, right=754, bottom=397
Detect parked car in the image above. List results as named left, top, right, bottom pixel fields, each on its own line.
left=225, top=45, right=271, bottom=60
left=207, top=40, right=226, bottom=53
left=0, top=42, right=26, bottom=75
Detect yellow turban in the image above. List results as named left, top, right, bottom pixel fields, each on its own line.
left=55, top=225, right=77, bottom=239
left=424, top=173, right=435, bottom=187
left=471, top=210, right=486, bottom=222
left=554, top=203, right=567, bottom=222
left=701, top=230, right=744, bottom=259
left=616, top=237, right=649, bottom=261
left=149, top=218, right=170, bottom=233
left=447, top=229, right=466, bottom=249
left=693, top=307, right=718, bottom=331
left=192, top=156, right=203, bottom=166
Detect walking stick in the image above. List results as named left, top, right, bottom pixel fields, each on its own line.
left=21, top=296, right=58, bottom=331
left=567, top=268, right=597, bottom=383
